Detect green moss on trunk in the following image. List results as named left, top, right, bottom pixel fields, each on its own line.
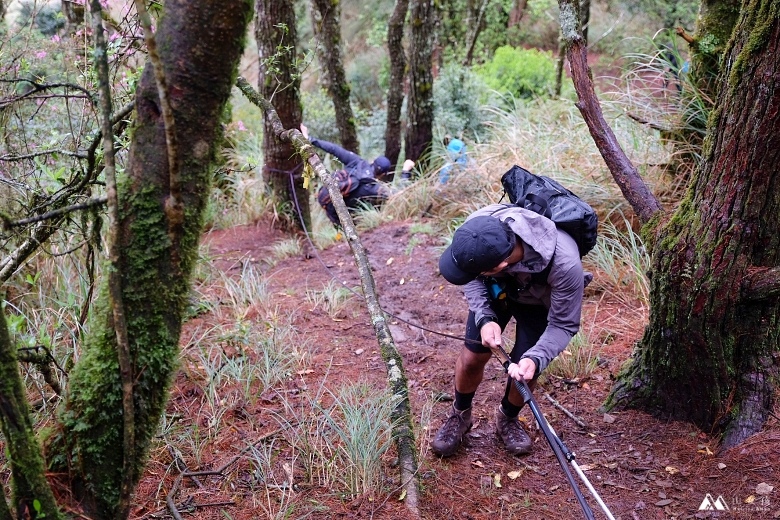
left=50, top=1, right=254, bottom=517
left=0, top=308, right=63, bottom=520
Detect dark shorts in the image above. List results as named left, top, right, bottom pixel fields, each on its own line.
left=464, top=304, right=549, bottom=363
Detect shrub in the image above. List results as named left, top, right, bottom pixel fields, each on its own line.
left=476, top=46, right=556, bottom=100
left=433, top=63, right=493, bottom=141
left=301, top=87, right=340, bottom=144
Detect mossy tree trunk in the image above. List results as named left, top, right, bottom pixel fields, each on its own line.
left=256, top=0, right=310, bottom=236
left=688, top=0, right=741, bottom=96
left=54, top=1, right=253, bottom=517
left=0, top=309, right=62, bottom=519
left=384, top=0, right=410, bottom=170
left=404, top=0, right=435, bottom=164
left=310, top=0, right=360, bottom=155
left=607, top=0, right=780, bottom=448
left=666, top=0, right=741, bottom=166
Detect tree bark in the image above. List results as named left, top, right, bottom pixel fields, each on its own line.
left=404, top=0, right=435, bottom=165
left=689, top=0, right=741, bottom=96
left=256, top=0, right=311, bottom=239
left=0, top=310, right=62, bottom=520
left=508, top=0, right=528, bottom=27
left=384, top=0, right=411, bottom=170
left=607, top=0, right=780, bottom=449
left=54, top=1, right=253, bottom=517
left=310, top=0, right=360, bottom=154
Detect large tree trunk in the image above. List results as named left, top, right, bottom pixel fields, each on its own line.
left=310, top=0, right=360, bottom=154
left=607, top=0, right=780, bottom=449
left=54, top=1, right=252, bottom=517
left=384, top=0, right=410, bottom=170
left=404, top=0, right=435, bottom=164
left=256, top=0, right=310, bottom=236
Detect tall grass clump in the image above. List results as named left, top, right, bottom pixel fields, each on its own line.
left=305, top=279, right=356, bottom=319
left=544, top=331, right=599, bottom=381
left=317, top=382, right=400, bottom=498
left=271, top=376, right=399, bottom=501
left=605, top=33, right=713, bottom=187
left=588, top=210, right=651, bottom=305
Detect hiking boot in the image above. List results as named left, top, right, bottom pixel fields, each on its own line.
left=431, top=405, right=472, bottom=457
left=496, top=407, right=532, bottom=455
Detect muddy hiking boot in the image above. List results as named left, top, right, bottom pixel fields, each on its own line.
left=431, top=405, right=472, bottom=457
left=496, top=406, right=533, bottom=455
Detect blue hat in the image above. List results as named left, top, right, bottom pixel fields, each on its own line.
left=372, top=156, right=392, bottom=173
left=447, top=139, right=465, bottom=154
left=438, top=216, right=516, bottom=285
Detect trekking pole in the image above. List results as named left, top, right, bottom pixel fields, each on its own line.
left=545, top=420, right=616, bottom=520
left=488, top=346, right=597, bottom=520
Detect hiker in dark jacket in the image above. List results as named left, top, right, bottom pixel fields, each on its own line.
left=433, top=204, right=591, bottom=457
left=301, top=124, right=413, bottom=227
left=301, top=124, right=393, bottom=181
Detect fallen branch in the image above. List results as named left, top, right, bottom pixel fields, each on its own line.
left=235, top=75, right=421, bottom=518
left=165, top=427, right=283, bottom=520
left=544, top=392, right=589, bottom=429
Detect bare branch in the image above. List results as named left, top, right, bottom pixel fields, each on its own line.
left=0, top=79, right=96, bottom=107
left=0, top=149, right=88, bottom=161
left=557, top=0, right=662, bottom=224
left=2, top=196, right=107, bottom=228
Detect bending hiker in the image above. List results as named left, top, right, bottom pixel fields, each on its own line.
left=433, top=204, right=591, bottom=457
left=301, top=124, right=413, bottom=227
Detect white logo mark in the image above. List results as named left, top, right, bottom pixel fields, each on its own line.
left=698, top=494, right=730, bottom=511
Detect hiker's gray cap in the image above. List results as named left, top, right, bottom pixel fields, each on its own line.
left=439, top=216, right=516, bottom=285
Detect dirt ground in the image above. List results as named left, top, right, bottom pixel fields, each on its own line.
left=131, top=217, right=780, bottom=520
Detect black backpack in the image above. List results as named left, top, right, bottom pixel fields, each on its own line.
left=500, top=165, right=598, bottom=257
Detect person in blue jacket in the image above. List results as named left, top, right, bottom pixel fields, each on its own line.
left=438, top=138, right=468, bottom=184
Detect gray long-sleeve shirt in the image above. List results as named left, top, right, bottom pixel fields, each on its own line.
left=462, top=204, right=591, bottom=372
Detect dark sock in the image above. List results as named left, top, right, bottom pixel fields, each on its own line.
left=454, top=390, right=475, bottom=411
left=500, top=396, right=522, bottom=418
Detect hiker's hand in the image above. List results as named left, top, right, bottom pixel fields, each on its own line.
left=402, top=159, right=415, bottom=172
left=300, top=124, right=309, bottom=139
left=508, top=358, right=536, bottom=381
left=480, top=321, right=502, bottom=348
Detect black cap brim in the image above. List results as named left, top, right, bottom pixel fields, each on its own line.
left=439, top=245, right=479, bottom=285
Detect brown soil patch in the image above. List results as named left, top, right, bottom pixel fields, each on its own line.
left=132, top=217, right=779, bottom=520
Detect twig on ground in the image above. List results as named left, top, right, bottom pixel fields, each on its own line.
left=544, top=392, right=589, bottom=429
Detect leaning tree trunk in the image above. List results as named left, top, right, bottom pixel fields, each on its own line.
left=256, top=0, right=310, bottom=236
left=55, top=1, right=252, bottom=517
left=384, top=0, right=410, bottom=170
left=310, top=0, right=360, bottom=154
left=607, top=0, right=780, bottom=448
left=404, top=0, right=435, bottom=164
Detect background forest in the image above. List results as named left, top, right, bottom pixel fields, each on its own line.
left=5, top=0, right=779, bottom=519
